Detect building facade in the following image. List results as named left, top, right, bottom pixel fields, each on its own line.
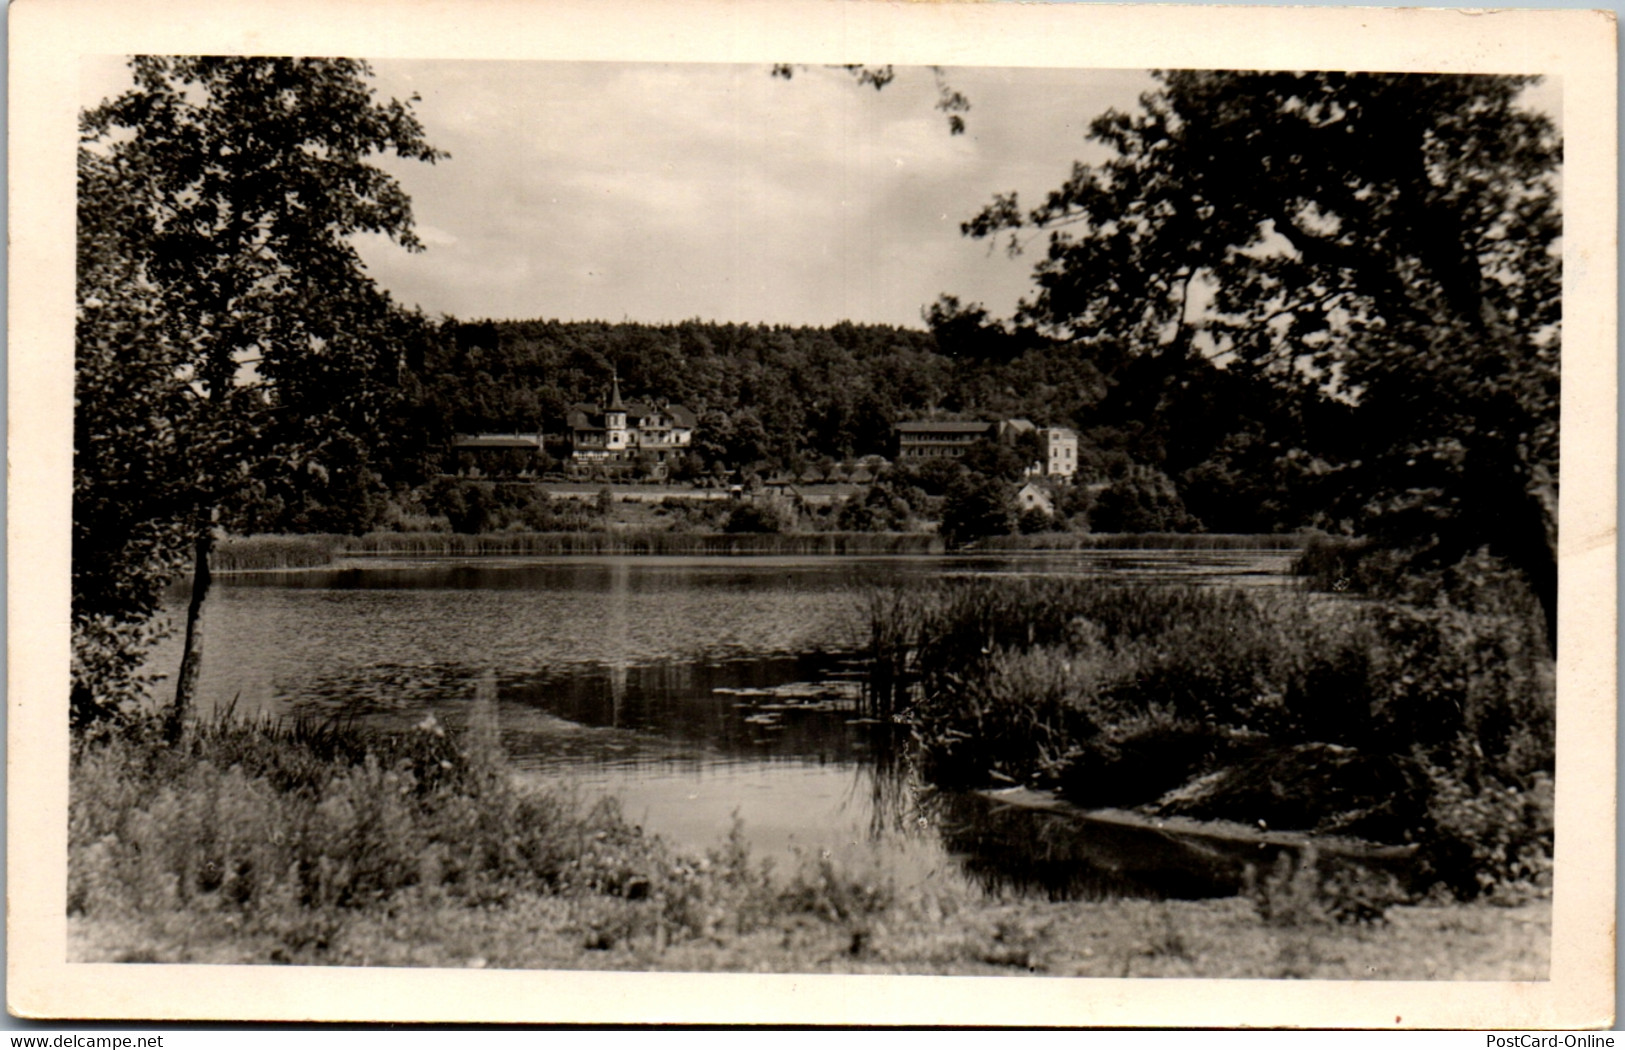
left=895, top=418, right=1079, bottom=478
left=895, top=420, right=998, bottom=461
left=567, top=376, right=696, bottom=475
left=1036, top=427, right=1079, bottom=478
left=448, top=432, right=546, bottom=476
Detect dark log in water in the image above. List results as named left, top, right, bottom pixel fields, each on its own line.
left=958, top=787, right=1416, bottom=901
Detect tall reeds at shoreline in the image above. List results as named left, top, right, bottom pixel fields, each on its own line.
left=861, top=574, right=1554, bottom=900
left=211, top=535, right=349, bottom=572
left=344, top=530, right=946, bottom=558
left=211, top=530, right=945, bottom=575
left=974, top=532, right=1311, bottom=552
left=213, top=530, right=1320, bottom=572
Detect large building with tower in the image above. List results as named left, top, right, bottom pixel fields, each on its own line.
left=566, top=375, right=696, bottom=475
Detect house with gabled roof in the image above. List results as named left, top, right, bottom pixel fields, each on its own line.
left=566, top=373, right=696, bottom=477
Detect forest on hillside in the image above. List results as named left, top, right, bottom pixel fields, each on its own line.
left=367, top=312, right=1359, bottom=537
left=77, top=63, right=1558, bottom=652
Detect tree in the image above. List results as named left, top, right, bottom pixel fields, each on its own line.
left=967, top=72, right=1559, bottom=646
left=959, top=435, right=1030, bottom=482
left=1090, top=466, right=1199, bottom=534
left=77, top=58, right=446, bottom=734
left=940, top=474, right=1016, bottom=547
left=73, top=149, right=200, bottom=726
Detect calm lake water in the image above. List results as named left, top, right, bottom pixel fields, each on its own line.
left=152, top=550, right=1298, bottom=900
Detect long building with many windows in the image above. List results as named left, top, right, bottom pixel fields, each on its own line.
left=894, top=420, right=999, bottom=460
left=894, top=418, right=1079, bottom=477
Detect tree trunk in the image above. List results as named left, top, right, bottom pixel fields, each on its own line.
left=1502, top=468, right=1558, bottom=659
left=166, top=531, right=214, bottom=743
left=1526, top=474, right=1559, bottom=659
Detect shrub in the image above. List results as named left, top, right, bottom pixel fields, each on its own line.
left=723, top=497, right=794, bottom=534
left=1250, top=847, right=1404, bottom=927
left=864, top=571, right=1553, bottom=899
left=1414, top=760, right=1554, bottom=902
left=69, top=713, right=668, bottom=932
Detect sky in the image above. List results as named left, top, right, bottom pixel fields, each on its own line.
left=81, top=59, right=1157, bottom=330
left=79, top=60, right=1561, bottom=332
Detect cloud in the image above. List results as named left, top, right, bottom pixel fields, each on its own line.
left=352, top=61, right=1159, bottom=326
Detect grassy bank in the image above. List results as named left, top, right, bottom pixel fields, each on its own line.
left=69, top=712, right=1547, bottom=976
left=864, top=576, right=1554, bottom=902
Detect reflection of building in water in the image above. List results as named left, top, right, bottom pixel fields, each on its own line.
left=606, top=558, right=629, bottom=725
left=470, top=668, right=505, bottom=764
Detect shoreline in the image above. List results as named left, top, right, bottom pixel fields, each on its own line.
left=208, top=531, right=1313, bottom=573
left=67, top=711, right=1548, bottom=979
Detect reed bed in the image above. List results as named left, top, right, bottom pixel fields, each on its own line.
left=212, top=528, right=1290, bottom=570
left=344, top=530, right=944, bottom=558
left=212, top=534, right=348, bottom=571
left=862, top=574, right=1554, bottom=901
left=974, top=532, right=1310, bottom=552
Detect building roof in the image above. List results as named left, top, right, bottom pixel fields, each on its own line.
left=1017, top=481, right=1055, bottom=510
left=568, top=400, right=696, bottom=432
left=895, top=420, right=994, bottom=434
left=452, top=433, right=543, bottom=450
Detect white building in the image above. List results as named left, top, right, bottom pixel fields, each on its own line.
left=1036, top=427, right=1079, bottom=478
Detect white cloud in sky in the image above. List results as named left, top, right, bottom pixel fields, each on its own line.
left=79, top=60, right=1563, bottom=330
left=352, top=60, right=1153, bottom=327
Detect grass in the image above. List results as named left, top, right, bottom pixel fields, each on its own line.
left=213, top=535, right=349, bottom=572
left=346, top=530, right=944, bottom=557
left=212, top=530, right=946, bottom=568
left=213, top=528, right=1301, bottom=572
left=68, top=708, right=932, bottom=969
left=68, top=700, right=1548, bottom=975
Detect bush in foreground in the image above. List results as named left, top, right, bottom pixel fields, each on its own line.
left=69, top=712, right=922, bottom=964
left=865, top=574, right=1554, bottom=902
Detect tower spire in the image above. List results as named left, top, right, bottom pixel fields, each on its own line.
left=610, top=368, right=624, bottom=411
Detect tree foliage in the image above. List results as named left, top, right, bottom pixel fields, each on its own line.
left=75, top=57, right=446, bottom=722
left=967, top=72, right=1560, bottom=641
left=940, top=474, right=1017, bottom=547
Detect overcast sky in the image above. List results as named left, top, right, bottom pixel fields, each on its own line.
left=82, top=59, right=1156, bottom=329
left=358, top=62, right=1168, bottom=329
left=80, top=60, right=1560, bottom=332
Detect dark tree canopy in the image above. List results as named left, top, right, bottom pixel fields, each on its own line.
left=75, top=57, right=446, bottom=722
left=967, top=71, right=1560, bottom=641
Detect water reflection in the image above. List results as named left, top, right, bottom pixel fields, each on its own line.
left=155, top=551, right=1299, bottom=897
left=931, top=790, right=1253, bottom=901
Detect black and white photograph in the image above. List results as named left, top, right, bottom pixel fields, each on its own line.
left=10, top=0, right=1616, bottom=1028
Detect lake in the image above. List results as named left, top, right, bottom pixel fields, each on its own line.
left=151, top=549, right=1299, bottom=901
